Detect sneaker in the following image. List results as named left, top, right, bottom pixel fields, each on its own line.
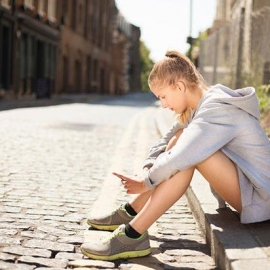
left=81, top=224, right=151, bottom=261
left=87, top=204, right=134, bottom=231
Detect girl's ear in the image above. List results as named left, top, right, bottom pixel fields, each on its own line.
left=177, top=81, right=187, bottom=93
left=170, top=84, right=179, bottom=92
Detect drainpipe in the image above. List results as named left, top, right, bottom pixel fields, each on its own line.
left=236, top=7, right=245, bottom=88
left=213, top=29, right=220, bottom=84
left=0, top=9, right=3, bottom=92
left=12, top=0, right=19, bottom=97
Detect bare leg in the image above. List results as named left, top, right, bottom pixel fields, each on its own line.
left=130, top=150, right=242, bottom=234
left=129, top=129, right=184, bottom=213
left=197, top=151, right=242, bottom=212
left=129, top=190, right=154, bottom=213
left=130, top=167, right=194, bottom=233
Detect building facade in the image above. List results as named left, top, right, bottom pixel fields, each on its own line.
left=111, top=12, right=141, bottom=95
left=199, top=0, right=270, bottom=88
left=58, top=0, right=115, bottom=94
left=58, top=0, right=141, bottom=95
left=0, top=0, right=141, bottom=100
left=0, top=0, right=13, bottom=98
left=0, top=0, right=61, bottom=99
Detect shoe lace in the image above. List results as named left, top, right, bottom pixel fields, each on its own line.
left=102, top=226, right=123, bottom=244
left=110, top=204, right=124, bottom=216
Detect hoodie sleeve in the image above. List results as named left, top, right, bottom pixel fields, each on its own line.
left=142, top=121, right=186, bottom=169
left=145, top=103, right=238, bottom=189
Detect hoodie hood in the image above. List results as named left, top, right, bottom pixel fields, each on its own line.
left=210, top=84, right=261, bottom=120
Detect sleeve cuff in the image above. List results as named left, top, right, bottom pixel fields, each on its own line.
left=144, top=169, right=155, bottom=190
left=142, top=158, right=155, bottom=169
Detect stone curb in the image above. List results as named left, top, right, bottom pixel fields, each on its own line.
left=155, top=106, right=270, bottom=270
left=0, top=93, right=108, bottom=111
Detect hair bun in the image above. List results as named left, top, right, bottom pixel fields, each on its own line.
left=165, top=51, right=179, bottom=59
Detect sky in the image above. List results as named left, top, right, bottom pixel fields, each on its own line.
left=115, top=0, right=217, bottom=62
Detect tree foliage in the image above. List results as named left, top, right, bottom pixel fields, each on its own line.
left=140, top=41, right=154, bottom=91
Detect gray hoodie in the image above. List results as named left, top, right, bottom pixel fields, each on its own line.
left=144, top=84, right=270, bottom=223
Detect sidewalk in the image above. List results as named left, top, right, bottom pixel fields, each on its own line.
left=1, top=93, right=269, bottom=269
left=0, top=94, right=216, bottom=269
left=155, top=107, right=270, bottom=270
left=0, top=92, right=156, bottom=111
left=0, top=93, right=104, bottom=111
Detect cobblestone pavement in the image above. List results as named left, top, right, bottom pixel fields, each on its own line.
left=0, top=93, right=217, bottom=269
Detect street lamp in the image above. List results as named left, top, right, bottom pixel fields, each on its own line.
left=186, top=0, right=197, bottom=59
left=189, top=0, right=193, bottom=39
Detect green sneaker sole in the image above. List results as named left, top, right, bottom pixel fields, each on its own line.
left=81, top=247, right=151, bottom=261
left=87, top=219, right=120, bottom=231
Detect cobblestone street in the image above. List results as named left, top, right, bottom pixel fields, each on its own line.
left=0, top=93, right=216, bottom=269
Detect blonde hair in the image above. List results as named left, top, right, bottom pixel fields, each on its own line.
left=148, top=50, right=208, bottom=124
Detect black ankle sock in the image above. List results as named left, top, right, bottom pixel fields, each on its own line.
left=125, top=223, right=142, bottom=239
left=124, top=203, right=137, bottom=216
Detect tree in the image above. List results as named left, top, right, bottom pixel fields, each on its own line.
left=140, top=41, right=154, bottom=91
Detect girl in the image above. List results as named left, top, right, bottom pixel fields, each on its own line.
left=81, top=51, right=270, bottom=261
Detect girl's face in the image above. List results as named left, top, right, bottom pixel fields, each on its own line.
left=151, top=84, right=188, bottom=114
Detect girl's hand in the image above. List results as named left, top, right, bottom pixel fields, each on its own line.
left=113, top=172, right=148, bottom=194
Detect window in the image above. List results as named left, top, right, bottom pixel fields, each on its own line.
left=79, top=4, right=83, bottom=25
left=75, top=60, right=82, bottom=91
left=86, top=56, right=92, bottom=92
left=63, top=56, right=69, bottom=91
left=71, top=0, right=77, bottom=30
